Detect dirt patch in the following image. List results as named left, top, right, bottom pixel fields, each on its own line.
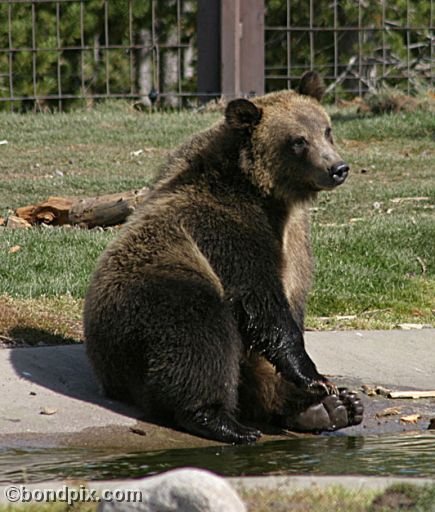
left=0, top=296, right=82, bottom=347
left=371, top=491, right=415, bottom=510
left=371, top=483, right=422, bottom=511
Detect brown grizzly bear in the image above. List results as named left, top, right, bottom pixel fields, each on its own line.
left=84, top=72, right=363, bottom=444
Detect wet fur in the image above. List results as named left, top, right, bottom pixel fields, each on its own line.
left=84, top=72, right=358, bottom=443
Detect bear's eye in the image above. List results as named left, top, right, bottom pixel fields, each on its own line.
left=292, top=137, right=307, bottom=149
left=325, top=127, right=333, bottom=142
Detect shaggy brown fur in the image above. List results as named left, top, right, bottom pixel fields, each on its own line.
left=84, top=72, right=362, bottom=444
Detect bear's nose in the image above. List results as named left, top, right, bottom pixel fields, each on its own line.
left=329, top=162, right=349, bottom=184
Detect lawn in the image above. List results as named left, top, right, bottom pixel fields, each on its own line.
left=0, top=482, right=434, bottom=512
left=0, top=101, right=434, bottom=344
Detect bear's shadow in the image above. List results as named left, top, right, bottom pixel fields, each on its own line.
left=8, top=327, right=285, bottom=436
left=8, top=327, right=145, bottom=421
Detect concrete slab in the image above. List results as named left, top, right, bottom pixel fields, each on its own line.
left=0, top=344, right=214, bottom=451
left=0, top=329, right=434, bottom=449
left=0, top=345, right=138, bottom=435
left=305, top=329, right=435, bottom=390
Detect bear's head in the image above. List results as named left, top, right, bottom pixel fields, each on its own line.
left=225, top=72, right=349, bottom=201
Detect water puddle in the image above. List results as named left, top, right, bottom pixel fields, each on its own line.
left=1, top=433, right=434, bottom=484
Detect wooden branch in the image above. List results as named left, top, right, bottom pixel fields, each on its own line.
left=69, top=188, right=150, bottom=228
left=12, top=187, right=150, bottom=229
left=5, top=215, right=32, bottom=229
left=16, top=196, right=74, bottom=225
left=388, top=390, right=435, bottom=399
left=324, top=56, right=357, bottom=95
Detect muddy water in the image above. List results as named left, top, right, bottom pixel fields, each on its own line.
left=1, top=432, right=434, bottom=484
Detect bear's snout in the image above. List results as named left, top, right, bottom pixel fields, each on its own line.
left=328, top=161, right=349, bottom=185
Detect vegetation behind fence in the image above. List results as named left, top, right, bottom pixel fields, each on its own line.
left=0, top=0, right=433, bottom=111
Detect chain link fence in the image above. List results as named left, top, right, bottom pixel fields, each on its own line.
left=0, top=0, right=196, bottom=110
left=265, top=0, right=434, bottom=99
left=0, top=0, right=433, bottom=110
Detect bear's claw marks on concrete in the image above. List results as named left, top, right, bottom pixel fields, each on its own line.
left=178, top=409, right=262, bottom=445
left=290, top=388, right=364, bottom=433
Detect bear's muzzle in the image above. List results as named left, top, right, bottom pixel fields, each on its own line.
left=328, top=161, right=349, bottom=185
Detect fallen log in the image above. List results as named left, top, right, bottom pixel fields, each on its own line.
left=5, top=215, right=32, bottom=229
left=16, top=196, right=74, bottom=225
left=69, top=188, right=150, bottom=228
left=12, top=187, right=150, bottom=229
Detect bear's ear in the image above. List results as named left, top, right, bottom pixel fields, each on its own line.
left=225, top=98, right=262, bottom=130
left=298, top=71, right=326, bottom=102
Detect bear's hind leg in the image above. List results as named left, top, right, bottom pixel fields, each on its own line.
left=170, top=298, right=261, bottom=444
left=239, top=355, right=363, bottom=433
left=176, top=406, right=261, bottom=444
left=128, top=275, right=261, bottom=444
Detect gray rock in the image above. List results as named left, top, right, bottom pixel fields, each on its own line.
left=98, top=468, right=246, bottom=512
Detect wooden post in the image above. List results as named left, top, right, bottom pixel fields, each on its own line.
left=240, top=0, right=265, bottom=96
left=197, top=0, right=221, bottom=101
left=221, top=0, right=241, bottom=99
left=198, top=0, right=265, bottom=100
left=220, top=0, right=264, bottom=99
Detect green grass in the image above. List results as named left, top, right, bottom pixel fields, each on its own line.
left=310, top=214, right=434, bottom=328
left=0, top=102, right=434, bottom=341
left=0, top=103, right=219, bottom=213
left=0, top=483, right=434, bottom=512
left=0, top=505, right=95, bottom=512
left=0, top=227, right=111, bottom=297
left=240, top=483, right=435, bottom=511
left=333, top=110, right=435, bottom=141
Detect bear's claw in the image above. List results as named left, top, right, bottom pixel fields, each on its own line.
left=307, top=378, right=339, bottom=397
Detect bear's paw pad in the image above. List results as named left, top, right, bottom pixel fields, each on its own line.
left=293, top=388, right=363, bottom=433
